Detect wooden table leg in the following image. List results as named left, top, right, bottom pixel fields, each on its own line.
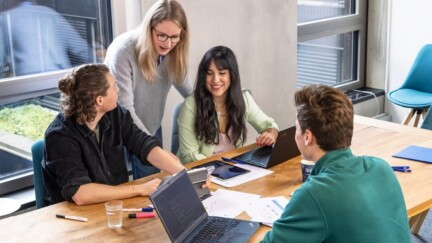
left=409, top=209, right=429, bottom=235
left=403, top=109, right=415, bottom=125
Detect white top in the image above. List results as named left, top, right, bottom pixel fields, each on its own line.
left=213, top=132, right=235, bottom=155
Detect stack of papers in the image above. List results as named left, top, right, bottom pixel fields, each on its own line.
left=202, top=189, right=289, bottom=227
left=202, top=189, right=261, bottom=218
left=244, top=196, right=289, bottom=227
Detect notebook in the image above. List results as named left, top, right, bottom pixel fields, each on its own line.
left=392, top=145, right=432, bottom=163
left=150, top=170, right=260, bottom=243
left=230, top=126, right=300, bottom=168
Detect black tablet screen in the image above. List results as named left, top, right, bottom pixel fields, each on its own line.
left=193, top=160, right=250, bottom=180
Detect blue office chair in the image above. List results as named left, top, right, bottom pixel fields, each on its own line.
left=171, top=102, right=183, bottom=154
left=387, top=44, right=432, bottom=127
left=31, top=139, right=47, bottom=209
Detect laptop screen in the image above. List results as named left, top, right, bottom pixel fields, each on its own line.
left=150, top=170, right=207, bottom=242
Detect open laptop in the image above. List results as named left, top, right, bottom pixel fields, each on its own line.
left=150, top=170, right=260, bottom=243
left=229, top=126, right=300, bottom=168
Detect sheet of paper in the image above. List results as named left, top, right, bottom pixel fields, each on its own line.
left=210, top=164, right=273, bottom=187
left=202, top=189, right=261, bottom=218
left=245, top=196, right=289, bottom=227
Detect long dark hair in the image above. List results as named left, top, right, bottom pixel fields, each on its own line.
left=194, top=46, right=246, bottom=145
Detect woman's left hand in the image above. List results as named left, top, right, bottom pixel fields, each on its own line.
left=256, top=128, right=279, bottom=146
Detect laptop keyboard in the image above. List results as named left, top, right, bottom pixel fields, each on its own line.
left=247, top=154, right=271, bottom=167
left=189, top=217, right=240, bottom=243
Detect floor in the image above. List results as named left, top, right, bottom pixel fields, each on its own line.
left=411, top=211, right=432, bottom=243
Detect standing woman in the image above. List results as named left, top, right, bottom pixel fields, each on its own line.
left=104, top=0, right=192, bottom=179
left=177, top=46, right=279, bottom=164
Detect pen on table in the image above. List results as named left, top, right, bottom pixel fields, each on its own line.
left=392, top=167, right=412, bottom=173
left=391, top=166, right=410, bottom=169
left=221, top=157, right=245, bottom=164
left=56, top=214, right=88, bottom=222
left=128, top=212, right=155, bottom=218
left=123, top=207, right=154, bottom=212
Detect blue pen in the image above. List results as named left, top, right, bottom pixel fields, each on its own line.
left=392, top=168, right=411, bottom=173
left=221, top=157, right=246, bottom=164
left=392, top=166, right=410, bottom=169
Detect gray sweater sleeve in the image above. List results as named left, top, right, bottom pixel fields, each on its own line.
left=174, top=75, right=193, bottom=98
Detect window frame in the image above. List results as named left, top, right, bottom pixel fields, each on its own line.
left=297, top=0, right=368, bottom=91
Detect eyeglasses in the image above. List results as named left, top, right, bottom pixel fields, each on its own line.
left=153, top=29, right=181, bottom=43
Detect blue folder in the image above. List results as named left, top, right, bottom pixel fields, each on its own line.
left=392, top=145, right=432, bottom=163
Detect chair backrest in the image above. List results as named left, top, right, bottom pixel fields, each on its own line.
left=401, top=44, right=432, bottom=93
left=171, top=102, right=183, bottom=154
left=31, top=139, right=46, bottom=209
left=421, top=107, right=432, bottom=130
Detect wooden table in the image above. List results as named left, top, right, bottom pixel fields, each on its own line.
left=1, top=115, right=432, bottom=242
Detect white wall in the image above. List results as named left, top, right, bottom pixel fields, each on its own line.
left=386, top=0, right=432, bottom=123
left=112, top=0, right=297, bottom=149
left=112, top=0, right=432, bottom=135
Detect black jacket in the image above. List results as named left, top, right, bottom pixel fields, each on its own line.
left=43, top=105, right=161, bottom=204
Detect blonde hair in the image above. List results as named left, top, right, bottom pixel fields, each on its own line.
left=135, top=0, right=189, bottom=84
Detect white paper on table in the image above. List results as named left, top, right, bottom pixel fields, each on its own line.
left=210, top=163, right=273, bottom=187
left=202, top=188, right=261, bottom=218
left=245, top=196, right=289, bottom=227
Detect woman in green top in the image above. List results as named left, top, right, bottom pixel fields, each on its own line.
left=177, top=46, right=279, bottom=164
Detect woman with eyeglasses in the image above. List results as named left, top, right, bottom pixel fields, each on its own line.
left=104, top=0, right=192, bottom=179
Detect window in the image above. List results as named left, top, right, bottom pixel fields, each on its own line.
left=0, top=0, right=112, bottom=196
left=297, top=0, right=367, bottom=90
left=0, top=0, right=112, bottom=104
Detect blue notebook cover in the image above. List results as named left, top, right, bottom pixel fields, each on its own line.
left=392, top=145, right=432, bottom=163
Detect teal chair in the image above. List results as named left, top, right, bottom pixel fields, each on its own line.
left=170, top=102, right=183, bottom=154
left=387, top=44, right=432, bottom=127
left=31, top=139, right=47, bottom=208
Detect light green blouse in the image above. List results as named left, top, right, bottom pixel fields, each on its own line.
left=176, top=91, right=278, bottom=164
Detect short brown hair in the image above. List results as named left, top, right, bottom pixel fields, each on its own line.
left=58, top=64, right=110, bottom=124
left=294, top=84, right=353, bottom=151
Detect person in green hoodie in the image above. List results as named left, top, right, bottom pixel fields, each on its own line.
left=261, top=84, right=410, bottom=243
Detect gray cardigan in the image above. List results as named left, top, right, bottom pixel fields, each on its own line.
left=104, top=30, right=192, bottom=135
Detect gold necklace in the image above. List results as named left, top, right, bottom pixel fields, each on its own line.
left=215, top=102, right=225, bottom=112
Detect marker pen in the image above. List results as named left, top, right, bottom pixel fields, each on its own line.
left=56, top=214, right=88, bottom=222
left=128, top=212, right=155, bottom=218
left=123, top=207, right=154, bottom=212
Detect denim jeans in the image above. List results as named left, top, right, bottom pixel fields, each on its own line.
left=129, top=127, right=162, bottom=180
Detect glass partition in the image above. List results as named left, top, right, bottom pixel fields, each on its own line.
left=0, top=0, right=112, bottom=195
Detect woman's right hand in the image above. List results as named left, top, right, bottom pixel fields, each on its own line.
left=135, top=178, right=161, bottom=196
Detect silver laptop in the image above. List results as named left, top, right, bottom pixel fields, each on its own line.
left=150, top=170, right=260, bottom=243
left=229, top=126, right=300, bottom=168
